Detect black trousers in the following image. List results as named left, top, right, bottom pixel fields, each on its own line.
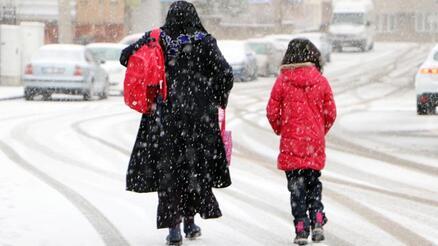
left=285, top=169, right=325, bottom=228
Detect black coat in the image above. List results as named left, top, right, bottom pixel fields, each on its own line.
left=120, top=32, right=234, bottom=194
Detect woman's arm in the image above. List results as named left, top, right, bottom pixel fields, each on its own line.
left=204, top=35, right=234, bottom=109
left=322, top=78, right=337, bottom=134
left=266, top=76, right=284, bottom=135
left=119, top=31, right=152, bottom=67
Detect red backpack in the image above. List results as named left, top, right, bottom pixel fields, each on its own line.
left=124, top=28, right=167, bottom=114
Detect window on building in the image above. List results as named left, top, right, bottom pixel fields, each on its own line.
left=377, top=14, right=397, bottom=33
left=416, top=12, right=438, bottom=33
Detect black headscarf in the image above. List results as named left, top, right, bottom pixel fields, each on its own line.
left=281, top=38, right=323, bottom=72
left=161, top=1, right=208, bottom=39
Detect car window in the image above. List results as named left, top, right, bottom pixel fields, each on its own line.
left=332, top=13, right=365, bottom=25
left=33, top=49, right=83, bottom=62
left=88, top=47, right=123, bottom=61
left=247, top=43, right=267, bottom=55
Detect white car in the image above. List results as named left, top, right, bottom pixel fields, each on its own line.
left=329, top=0, right=375, bottom=52
left=415, top=44, right=438, bottom=115
left=86, top=43, right=127, bottom=95
left=119, top=33, right=144, bottom=45
left=217, top=40, right=258, bottom=82
left=23, top=44, right=109, bottom=101
left=266, top=33, right=331, bottom=65
left=290, top=32, right=332, bottom=63
left=246, top=38, right=283, bottom=76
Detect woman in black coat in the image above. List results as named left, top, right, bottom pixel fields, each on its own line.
left=120, top=1, right=234, bottom=245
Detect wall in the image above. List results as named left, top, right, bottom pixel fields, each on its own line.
left=75, top=0, right=126, bottom=43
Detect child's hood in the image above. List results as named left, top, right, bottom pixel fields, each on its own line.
left=279, top=63, right=323, bottom=88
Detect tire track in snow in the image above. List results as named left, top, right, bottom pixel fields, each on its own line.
left=327, top=135, right=438, bottom=176
left=0, top=140, right=130, bottom=246
left=230, top=107, right=438, bottom=205
left=232, top=144, right=435, bottom=245
left=229, top=45, right=438, bottom=177
left=10, top=113, right=123, bottom=181
left=71, top=111, right=354, bottom=246
left=69, top=43, right=435, bottom=245
left=71, top=113, right=132, bottom=156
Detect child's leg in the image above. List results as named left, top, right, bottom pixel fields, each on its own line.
left=286, top=170, right=311, bottom=230
left=305, top=170, right=327, bottom=227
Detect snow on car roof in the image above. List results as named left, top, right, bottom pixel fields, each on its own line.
left=39, top=44, right=85, bottom=51
left=119, top=33, right=144, bottom=45
left=86, top=43, right=127, bottom=49
left=246, top=38, right=274, bottom=44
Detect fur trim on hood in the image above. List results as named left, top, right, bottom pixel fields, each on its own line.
left=280, top=62, right=314, bottom=71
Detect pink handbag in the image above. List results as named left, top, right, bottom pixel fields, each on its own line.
left=219, top=108, right=232, bottom=165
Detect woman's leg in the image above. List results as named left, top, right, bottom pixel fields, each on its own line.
left=305, top=170, right=326, bottom=242
left=286, top=170, right=310, bottom=244
left=305, top=170, right=326, bottom=227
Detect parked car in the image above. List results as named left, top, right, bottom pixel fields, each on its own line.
left=264, top=34, right=292, bottom=53
left=266, top=33, right=332, bottom=65
left=217, top=40, right=258, bottom=82
left=23, top=44, right=109, bottom=101
left=246, top=38, right=283, bottom=76
left=86, top=43, right=127, bottom=95
left=415, top=44, right=438, bottom=115
left=119, top=33, right=144, bottom=45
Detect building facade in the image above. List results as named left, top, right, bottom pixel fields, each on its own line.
left=0, top=0, right=126, bottom=44
left=373, top=0, right=438, bottom=42
left=75, top=0, right=125, bottom=43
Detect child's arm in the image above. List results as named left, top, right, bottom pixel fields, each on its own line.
left=266, top=76, right=283, bottom=135
left=323, top=78, right=337, bottom=134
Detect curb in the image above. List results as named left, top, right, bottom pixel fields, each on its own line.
left=0, top=96, right=24, bottom=101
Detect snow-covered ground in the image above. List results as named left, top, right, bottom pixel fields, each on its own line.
left=1, top=43, right=437, bottom=246
left=0, top=86, right=24, bottom=100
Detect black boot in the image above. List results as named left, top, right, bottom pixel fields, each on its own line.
left=311, top=211, right=326, bottom=242
left=183, top=216, right=201, bottom=240
left=166, top=224, right=182, bottom=246
left=294, top=220, right=309, bottom=245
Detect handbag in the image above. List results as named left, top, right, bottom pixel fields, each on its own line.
left=219, top=108, right=232, bottom=165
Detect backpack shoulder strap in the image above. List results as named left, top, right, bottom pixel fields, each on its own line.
left=150, top=28, right=161, bottom=43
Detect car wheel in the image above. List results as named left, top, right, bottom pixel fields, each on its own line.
left=42, top=92, right=52, bottom=101
left=24, top=88, right=35, bottom=101
left=84, top=79, right=95, bottom=101
left=83, top=91, right=91, bottom=101
left=99, top=78, right=109, bottom=100
left=251, top=70, right=258, bottom=81
left=417, top=103, right=434, bottom=115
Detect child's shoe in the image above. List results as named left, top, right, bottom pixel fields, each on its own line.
left=294, top=220, right=309, bottom=245
left=183, top=216, right=201, bottom=240
left=166, top=224, right=183, bottom=246
left=311, top=211, right=326, bottom=242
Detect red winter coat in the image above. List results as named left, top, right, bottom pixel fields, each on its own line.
left=266, top=63, right=336, bottom=171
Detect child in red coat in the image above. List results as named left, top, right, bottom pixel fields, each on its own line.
left=266, top=39, right=336, bottom=245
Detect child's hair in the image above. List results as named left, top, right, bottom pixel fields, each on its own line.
left=281, top=38, right=323, bottom=72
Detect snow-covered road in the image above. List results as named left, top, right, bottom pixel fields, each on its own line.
left=1, top=43, right=437, bottom=246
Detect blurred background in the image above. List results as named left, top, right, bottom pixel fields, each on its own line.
left=1, top=0, right=438, bottom=86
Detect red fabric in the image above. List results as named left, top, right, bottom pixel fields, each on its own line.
left=266, top=65, right=336, bottom=171
left=124, top=28, right=167, bottom=114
